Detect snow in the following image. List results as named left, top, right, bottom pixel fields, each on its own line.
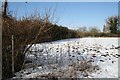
left=13, top=37, right=119, bottom=78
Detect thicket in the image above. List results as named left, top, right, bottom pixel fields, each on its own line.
left=76, top=26, right=119, bottom=38
left=2, top=11, right=79, bottom=79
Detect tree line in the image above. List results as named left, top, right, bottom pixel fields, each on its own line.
left=76, top=16, right=119, bottom=37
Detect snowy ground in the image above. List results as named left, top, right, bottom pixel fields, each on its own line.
left=13, top=37, right=120, bottom=79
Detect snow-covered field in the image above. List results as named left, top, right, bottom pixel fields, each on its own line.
left=13, top=37, right=120, bottom=79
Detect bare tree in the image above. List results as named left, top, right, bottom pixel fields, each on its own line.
left=21, top=7, right=58, bottom=70
left=3, top=0, right=8, bottom=16
left=89, top=27, right=100, bottom=37
left=77, top=26, right=87, bottom=37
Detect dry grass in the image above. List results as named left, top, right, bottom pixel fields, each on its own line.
left=77, top=60, right=100, bottom=77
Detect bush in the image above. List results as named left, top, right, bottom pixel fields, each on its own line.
left=2, top=13, right=79, bottom=79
